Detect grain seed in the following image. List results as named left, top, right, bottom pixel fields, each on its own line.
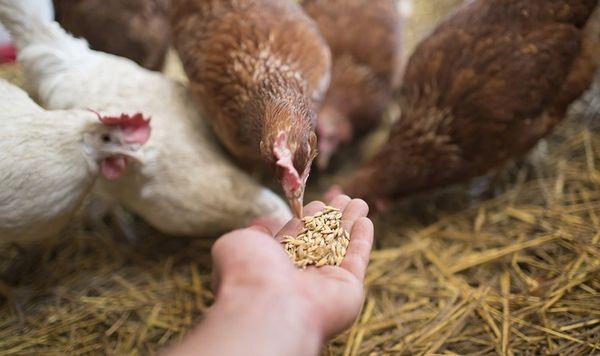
left=281, top=206, right=351, bottom=269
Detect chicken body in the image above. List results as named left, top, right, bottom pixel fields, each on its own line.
left=0, top=0, right=292, bottom=237
left=301, top=0, right=404, bottom=169
left=171, top=0, right=331, bottom=217
left=0, top=79, right=147, bottom=243
left=52, top=0, right=170, bottom=70
left=344, top=0, right=599, bottom=203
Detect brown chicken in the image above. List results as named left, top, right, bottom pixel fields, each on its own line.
left=53, top=0, right=170, bottom=70
left=301, top=0, right=404, bottom=169
left=342, top=0, right=599, bottom=204
left=170, top=0, right=331, bottom=217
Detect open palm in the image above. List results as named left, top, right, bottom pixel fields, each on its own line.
left=211, top=195, right=373, bottom=339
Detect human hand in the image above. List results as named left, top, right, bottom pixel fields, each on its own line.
left=166, top=196, right=373, bottom=356
left=212, top=195, right=373, bottom=339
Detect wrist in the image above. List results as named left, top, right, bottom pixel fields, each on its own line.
left=213, top=283, right=324, bottom=356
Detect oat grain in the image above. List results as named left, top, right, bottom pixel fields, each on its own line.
left=282, top=206, right=350, bottom=269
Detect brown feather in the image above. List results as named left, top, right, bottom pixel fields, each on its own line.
left=170, top=0, right=330, bottom=170
left=346, top=0, right=599, bottom=203
left=53, top=0, right=170, bottom=70
left=170, top=0, right=330, bottom=216
left=301, top=0, right=404, bottom=167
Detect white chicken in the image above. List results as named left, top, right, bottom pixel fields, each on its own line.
left=0, top=78, right=147, bottom=322
left=0, top=0, right=292, bottom=237
left=0, top=78, right=150, bottom=244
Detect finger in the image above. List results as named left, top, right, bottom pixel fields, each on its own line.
left=211, top=261, right=222, bottom=296
left=303, top=200, right=328, bottom=216
left=327, top=194, right=351, bottom=212
left=211, top=228, right=273, bottom=268
left=212, top=227, right=291, bottom=277
left=275, top=200, right=325, bottom=241
left=210, top=228, right=289, bottom=297
left=211, top=230, right=246, bottom=295
left=339, top=199, right=369, bottom=244
left=248, top=224, right=273, bottom=236
left=340, top=217, right=374, bottom=281
left=342, top=199, right=369, bottom=222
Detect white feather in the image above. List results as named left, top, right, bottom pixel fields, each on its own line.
left=0, top=80, right=99, bottom=244
left=0, top=2, right=292, bottom=236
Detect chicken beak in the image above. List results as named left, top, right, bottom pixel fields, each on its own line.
left=283, top=185, right=305, bottom=219
left=125, top=151, right=145, bottom=164
left=106, top=146, right=145, bottom=164
left=289, top=195, right=304, bottom=218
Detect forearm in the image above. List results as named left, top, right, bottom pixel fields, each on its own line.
left=165, top=289, right=323, bottom=356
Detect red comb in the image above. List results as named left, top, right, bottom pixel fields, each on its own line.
left=95, top=112, right=150, bottom=126
left=90, top=110, right=152, bottom=145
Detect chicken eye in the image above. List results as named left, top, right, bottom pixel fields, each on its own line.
left=101, top=134, right=112, bottom=143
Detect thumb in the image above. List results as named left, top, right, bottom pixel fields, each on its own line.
left=247, top=224, right=274, bottom=236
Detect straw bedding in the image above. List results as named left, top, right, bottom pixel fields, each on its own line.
left=1, top=2, right=599, bottom=354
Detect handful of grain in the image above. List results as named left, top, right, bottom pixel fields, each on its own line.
left=282, top=206, right=350, bottom=269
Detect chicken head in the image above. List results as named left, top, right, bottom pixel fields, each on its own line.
left=267, top=131, right=317, bottom=218
left=85, top=111, right=151, bottom=180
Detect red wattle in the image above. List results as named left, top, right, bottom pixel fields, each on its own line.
left=0, top=44, right=16, bottom=64
left=101, top=156, right=128, bottom=180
